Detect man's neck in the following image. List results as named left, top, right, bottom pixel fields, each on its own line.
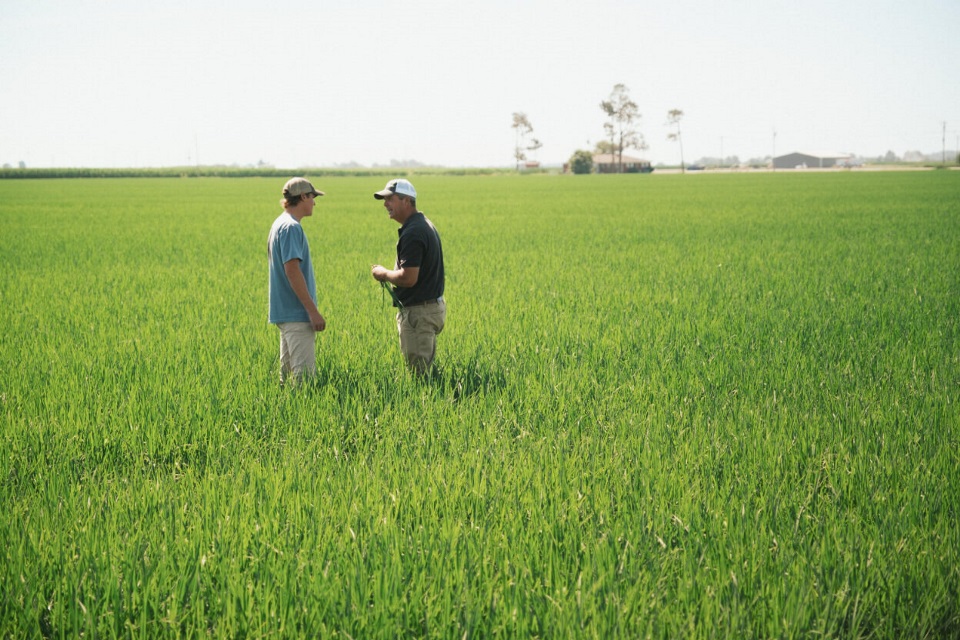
left=397, top=208, right=419, bottom=226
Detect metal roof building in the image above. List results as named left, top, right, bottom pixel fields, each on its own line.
left=773, top=152, right=852, bottom=169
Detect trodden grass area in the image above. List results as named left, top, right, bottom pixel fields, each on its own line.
left=1, top=171, right=958, bottom=637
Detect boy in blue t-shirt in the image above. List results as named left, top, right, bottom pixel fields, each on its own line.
left=268, top=177, right=326, bottom=383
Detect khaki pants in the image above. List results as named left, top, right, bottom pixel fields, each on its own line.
left=278, top=322, right=316, bottom=383
left=397, top=299, right=446, bottom=375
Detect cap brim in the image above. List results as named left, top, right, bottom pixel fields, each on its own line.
left=373, top=189, right=392, bottom=199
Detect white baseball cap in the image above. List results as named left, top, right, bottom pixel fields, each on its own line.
left=373, top=178, right=417, bottom=199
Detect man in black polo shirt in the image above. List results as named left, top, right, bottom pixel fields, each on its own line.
left=371, top=179, right=446, bottom=375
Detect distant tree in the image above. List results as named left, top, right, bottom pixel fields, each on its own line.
left=593, top=140, right=616, bottom=155
left=883, top=150, right=899, bottom=163
left=666, top=109, right=685, bottom=173
left=512, top=112, right=542, bottom=170
left=694, top=155, right=740, bottom=168
left=527, top=137, right=542, bottom=164
left=569, top=150, right=594, bottom=174
left=599, top=84, right=646, bottom=173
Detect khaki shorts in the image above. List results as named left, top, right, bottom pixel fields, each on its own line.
left=397, top=298, right=446, bottom=375
left=277, top=321, right=316, bottom=383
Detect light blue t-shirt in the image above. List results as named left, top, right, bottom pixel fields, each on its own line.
left=268, top=212, right=317, bottom=324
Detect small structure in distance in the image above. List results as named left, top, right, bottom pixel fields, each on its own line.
left=592, top=153, right=654, bottom=173
left=773, top=151, right=853, bottom=169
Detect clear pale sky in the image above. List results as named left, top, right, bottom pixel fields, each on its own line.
left=2, top=0, right=958, bottom=169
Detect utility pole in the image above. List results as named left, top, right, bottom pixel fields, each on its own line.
left=943, top=121, right=947, bottom=165
left=772, top=129, right=777, bottom=171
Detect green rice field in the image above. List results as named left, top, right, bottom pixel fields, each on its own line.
left=1, top=171, right=958, bottom=638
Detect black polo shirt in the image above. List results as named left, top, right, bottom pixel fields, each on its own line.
left=395, top=212, right=444, bottom=307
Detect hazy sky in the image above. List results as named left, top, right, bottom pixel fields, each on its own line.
left=2, top=0, right=958, bottom=169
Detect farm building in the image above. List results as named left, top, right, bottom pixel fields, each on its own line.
left=773, top=152, right=853, bottom=169
left=592, top=153, right=654, bottom=173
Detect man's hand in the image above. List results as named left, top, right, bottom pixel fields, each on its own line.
left=308, top=308, right=326, bottom=332
left=371, top=265, right=389, bottom=282
left=371, top=264, right=419, bottom=288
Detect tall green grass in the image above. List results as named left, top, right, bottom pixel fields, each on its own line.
left=1, top=172, right=958, bottom=637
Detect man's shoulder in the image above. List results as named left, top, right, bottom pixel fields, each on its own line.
left=274, top=211, right=300, bottom=225
left=403, top=212, right=436, bottom=234
left=271, top=213, right=303, bottom=234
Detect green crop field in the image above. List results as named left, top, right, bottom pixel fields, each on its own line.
left=1, top=171, right=958, bottom=638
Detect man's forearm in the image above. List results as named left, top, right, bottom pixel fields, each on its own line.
left=384, top=266, right=419, bottom=288
left=284, top=261, right=319, bottom=314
